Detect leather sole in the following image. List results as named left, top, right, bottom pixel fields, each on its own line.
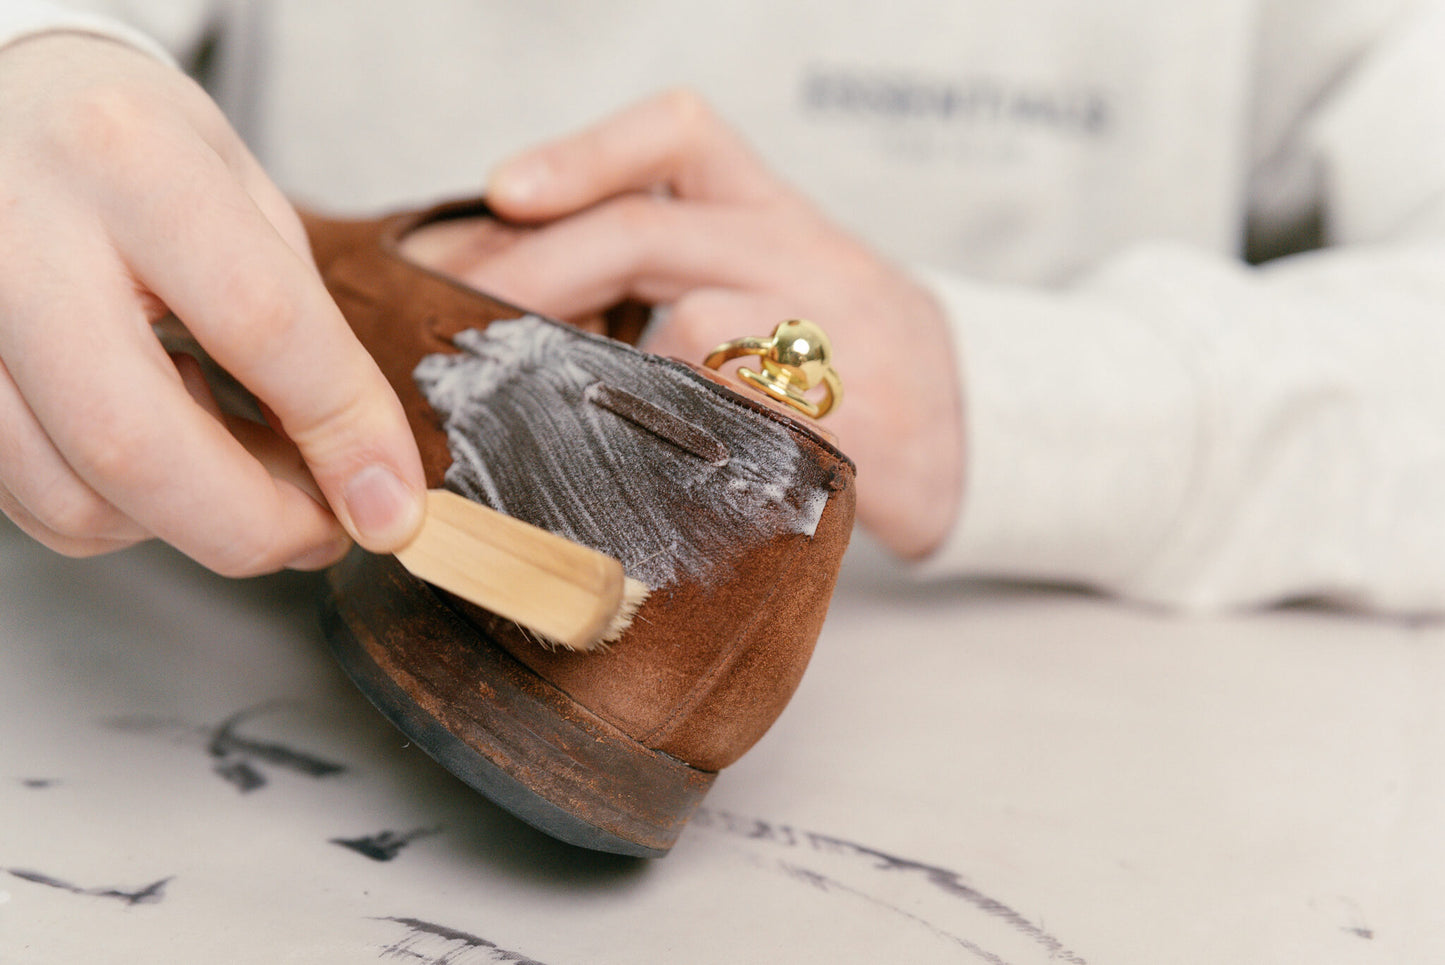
left=321, top=548, right=716, bottom=858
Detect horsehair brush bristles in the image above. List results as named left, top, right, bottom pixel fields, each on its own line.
left=394, top=489, right=650, bottom=652
left=607, top=576, right=651, bottom=643
left=544, top=575, right=650, bottom=652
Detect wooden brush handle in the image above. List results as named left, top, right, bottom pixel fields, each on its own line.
left=395, top=490, right=628, bottom=651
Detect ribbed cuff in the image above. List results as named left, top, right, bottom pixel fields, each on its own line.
left=0, top=0, right=174, bottom=65
left=911, top=266, right=1201, bottom=590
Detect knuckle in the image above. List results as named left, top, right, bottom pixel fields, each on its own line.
left=207, top=538, right=279, bottom=579
left=659, top=87, right=712, bottom=129
left=30, top=485, right=123, bottom=542
left=607, top=198, right=673, bottom=284
left=165, top=504, right=287, bottom=579
left=285, top=396, right=375, bottom=466
left=214, top=273, right=302, bottom=365
left=190, top=505, right=291, bottom=578
left=203, top=511, right=332, bottom=579
left=659, top=88, right=716, bottom=149
left=44, top=84, right=159, bottom=173
left=281, top=365, right=392, bottom=460
left=30, top=529, right=125, bottom=560
left=67, top=410, right=156, bottom=488
left=615, top=193, right=663, bottom=234
left=664, top=301, right=731, bottom=357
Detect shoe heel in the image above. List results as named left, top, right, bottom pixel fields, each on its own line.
left=322, top=549, right=715, bottom=858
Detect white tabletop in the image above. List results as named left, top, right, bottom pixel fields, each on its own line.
left=2, top=516, right=1441, bottom=963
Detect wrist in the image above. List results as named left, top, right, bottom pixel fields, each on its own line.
left=849, top=281, right=965, bottom=560
left=0, top=2, right=173, bottom=65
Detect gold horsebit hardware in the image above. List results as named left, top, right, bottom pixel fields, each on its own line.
left=702, top=319, right=843, bottom=419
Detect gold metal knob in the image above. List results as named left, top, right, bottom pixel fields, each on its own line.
left=702, top=319, right=843, bottom=418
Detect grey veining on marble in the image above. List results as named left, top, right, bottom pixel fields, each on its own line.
left=2, top=517, right=1443, bottom=964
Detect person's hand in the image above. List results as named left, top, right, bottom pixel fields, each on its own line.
left=447, top=90, right=961, bottom=558
left=0, top=34, right=425, bottom=574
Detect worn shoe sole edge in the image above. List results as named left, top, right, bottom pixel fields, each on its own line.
left=321, top=549, right=716, bottom=859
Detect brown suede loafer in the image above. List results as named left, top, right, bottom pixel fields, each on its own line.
left=303, top=199, right=856, bottom=857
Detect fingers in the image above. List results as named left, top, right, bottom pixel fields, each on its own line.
left=643, top=289, right=798, bottom=361
left=479, top=89, right=966, bottom=562
left=1, top=231, right=349, bottom=575
left=395, top=215, right=536, bottom=281
left=458, top=194, right=809, bottom=321
left=478, top=90, right=851, bottom=326
left=172, top=351, right=329, bottom=508
left=231, top=146, right=321, bottom=271
left=0, top=358, right=149, bottom=556
left=0, top=32, right=399, bottom=573
left=173, top=350, right=347, bottom=570
left=0, top=491, right=140, bottom=560
left=488, top=89, right=789, bottom=220
left=101, top=144, right=425, bottom=555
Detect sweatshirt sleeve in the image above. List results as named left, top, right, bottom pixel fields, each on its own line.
left=0, top=0, right=173, bottom=62
left=917, top=2, right=1445, bottom=618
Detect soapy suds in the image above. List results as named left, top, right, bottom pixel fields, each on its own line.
left=414, top=317, right=834, bottom=589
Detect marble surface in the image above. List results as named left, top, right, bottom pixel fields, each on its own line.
left=2, top=517, right=1442, bottom=963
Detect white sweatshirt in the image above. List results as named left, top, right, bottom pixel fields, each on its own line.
left=7, top=0, right=1445, bottom=616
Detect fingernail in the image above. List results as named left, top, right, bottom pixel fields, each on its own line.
left=343, top=464, right=423, bottom=549
left=286, top=535, right=353, bottom=572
